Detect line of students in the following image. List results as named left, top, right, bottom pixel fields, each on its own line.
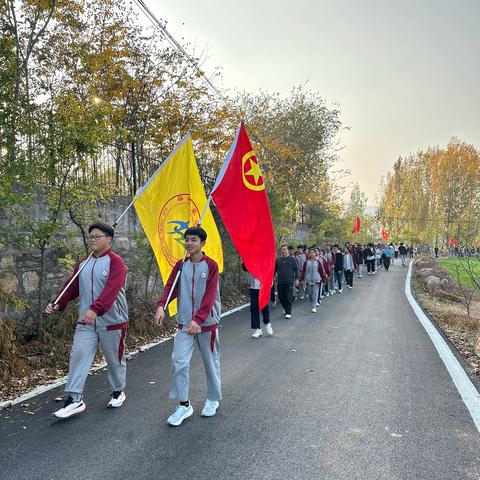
left=45, top=223, right=407, bottom=428
left=246, top=241, right=405, bottom=338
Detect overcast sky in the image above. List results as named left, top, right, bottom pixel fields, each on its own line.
left=140, top=0, right=480, bottom=205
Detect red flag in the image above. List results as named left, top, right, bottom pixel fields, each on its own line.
left=449, top=239, right=458, bottom=247
left=352, top=216, right=361, bottom=233
left=381, top=228, right=390, bottom=241
left=211, top=123, right=276, bottom=309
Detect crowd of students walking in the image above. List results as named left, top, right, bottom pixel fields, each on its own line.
left=247, top=241, right=412, bottom=338
left=44, top=221, right=413, bottom=428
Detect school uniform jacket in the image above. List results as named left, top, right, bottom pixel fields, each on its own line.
left=55, top=249, right=128, bottom=329
left=301, top=259, right=328, bottom=284
left=157, top=254, right=221, bottom=327
left=294, top=253, right=307, bottom=272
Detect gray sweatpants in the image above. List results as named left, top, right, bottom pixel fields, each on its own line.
left=65, top=324, right=127, bottom=398
left=306, top=283, right=319, bottom=309
left=328, top=273, right=335, bottom=292
left=170, top=328, right=221, bottom=402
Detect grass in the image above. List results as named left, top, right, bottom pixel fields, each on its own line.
left=438, top=257, right=480, bottom=289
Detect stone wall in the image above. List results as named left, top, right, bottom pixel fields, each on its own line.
left=0, top=197, right=146, bottom=322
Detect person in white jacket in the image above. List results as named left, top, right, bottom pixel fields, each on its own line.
left=343, top=249, right=355, bottom=288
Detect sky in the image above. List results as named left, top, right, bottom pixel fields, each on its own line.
left=137, top=0, right=480, bottom=205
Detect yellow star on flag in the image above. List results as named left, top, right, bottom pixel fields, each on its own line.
left=244, top=159, right=262, bottom=185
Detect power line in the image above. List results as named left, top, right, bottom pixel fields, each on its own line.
left=131, top=0, right=281, bottom=167
left=132, top=0, right=233, bottom=111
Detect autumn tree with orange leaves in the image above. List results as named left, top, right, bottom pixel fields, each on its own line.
left=378, top=139, right=480, bottom=247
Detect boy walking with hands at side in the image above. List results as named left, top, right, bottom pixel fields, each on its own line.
left=155, top=227, right=221, bottom=426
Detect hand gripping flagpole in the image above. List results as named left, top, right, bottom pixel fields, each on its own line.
left=51, top=198, right=137, bottom=307
left=161, top=194, right=213, bottom=311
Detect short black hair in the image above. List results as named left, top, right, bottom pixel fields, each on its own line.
left=89, top=222, right=114, bottom=237
left=288, top=245, right=294, bottom=250
left=184, top=226, right=207, bottom=242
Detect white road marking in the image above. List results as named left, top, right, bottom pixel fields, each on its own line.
left=405, top=261, right=480, bottom=432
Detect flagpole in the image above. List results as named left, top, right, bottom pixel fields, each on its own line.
left=52, top=199, right=137, bottom=307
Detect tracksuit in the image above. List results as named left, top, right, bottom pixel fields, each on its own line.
left=157, top=254, right=221, bottom=402
left=55, top=249, right=128, bottom=400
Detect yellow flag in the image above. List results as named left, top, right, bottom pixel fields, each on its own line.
left=134, top=134, right=223, bottom=315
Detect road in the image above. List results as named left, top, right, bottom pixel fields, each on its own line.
left=1, top=260, right=480, bottom=480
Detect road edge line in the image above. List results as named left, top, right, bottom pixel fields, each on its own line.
left=405, top=260, right=480, bottom=433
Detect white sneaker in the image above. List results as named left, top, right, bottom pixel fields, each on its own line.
left=311, top=307, right=317, bottom=313
left=348, top=285, right=352, bottom=289
left=252, top=328, right=262, bottom=338
left=53, top=396, right=86, bottom=419
left=285, top=314, right=292, bottom=319
left=316, top=302, right=320, bottom=307
left=201, top=399, right=219, bottom=417
left=359, top=274, right=362, bottom=278
left=265, top=323, right=273, bottom=336
left=339, top=289, right=343, bottom=293
left=107, top=391, right=126, bottom=408
left=167, top=404, right=193, bottom=426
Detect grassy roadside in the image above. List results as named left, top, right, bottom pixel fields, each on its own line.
left=438, top=257, right=480, bottom=289
left=412, top=256, right=480, bottom=376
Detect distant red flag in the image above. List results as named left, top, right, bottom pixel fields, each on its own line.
left=449, top=239, right=458, bottom=247
left=211, top=123, right=276, bottom=310
left=352, top=216, right=361, bottom=233
left=381, top=228, right=390, bottom=241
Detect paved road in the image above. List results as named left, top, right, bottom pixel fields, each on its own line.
left=1, top=261, right=480, bottom=480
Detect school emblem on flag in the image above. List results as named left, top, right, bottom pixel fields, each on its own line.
left=158, top=194, right=201, bottom=267
left=134, top=134, right=223, bottom=315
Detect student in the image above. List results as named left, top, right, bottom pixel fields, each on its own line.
left=325, top=244, right=336, bottom=295
left=399, top=242, right=408, bottom=266
left=354, top=243, right=364, bottom=278
left=243, top=264, right=273, bottom=338
left=343, top=248, right=355, bottom=288
left=155, top=227, right=221, bottom=426
left=318, top=249, right=330, bottom=298
left=275, top=244, right=299, bottom=319
left=389, top=243, right=395, bottom=265
left=363, top=243, right=376, bottom=275
left=45, top=223, right=128, bottom=419
left=295, top=245, right=307, bottom=300
left=301, top=248, right=323, bottom=313
left=313, top=247, right=323, bottom=304
left=382, top=244, right=392, bottom=271
left=333, top=245, right=344, bottom=293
